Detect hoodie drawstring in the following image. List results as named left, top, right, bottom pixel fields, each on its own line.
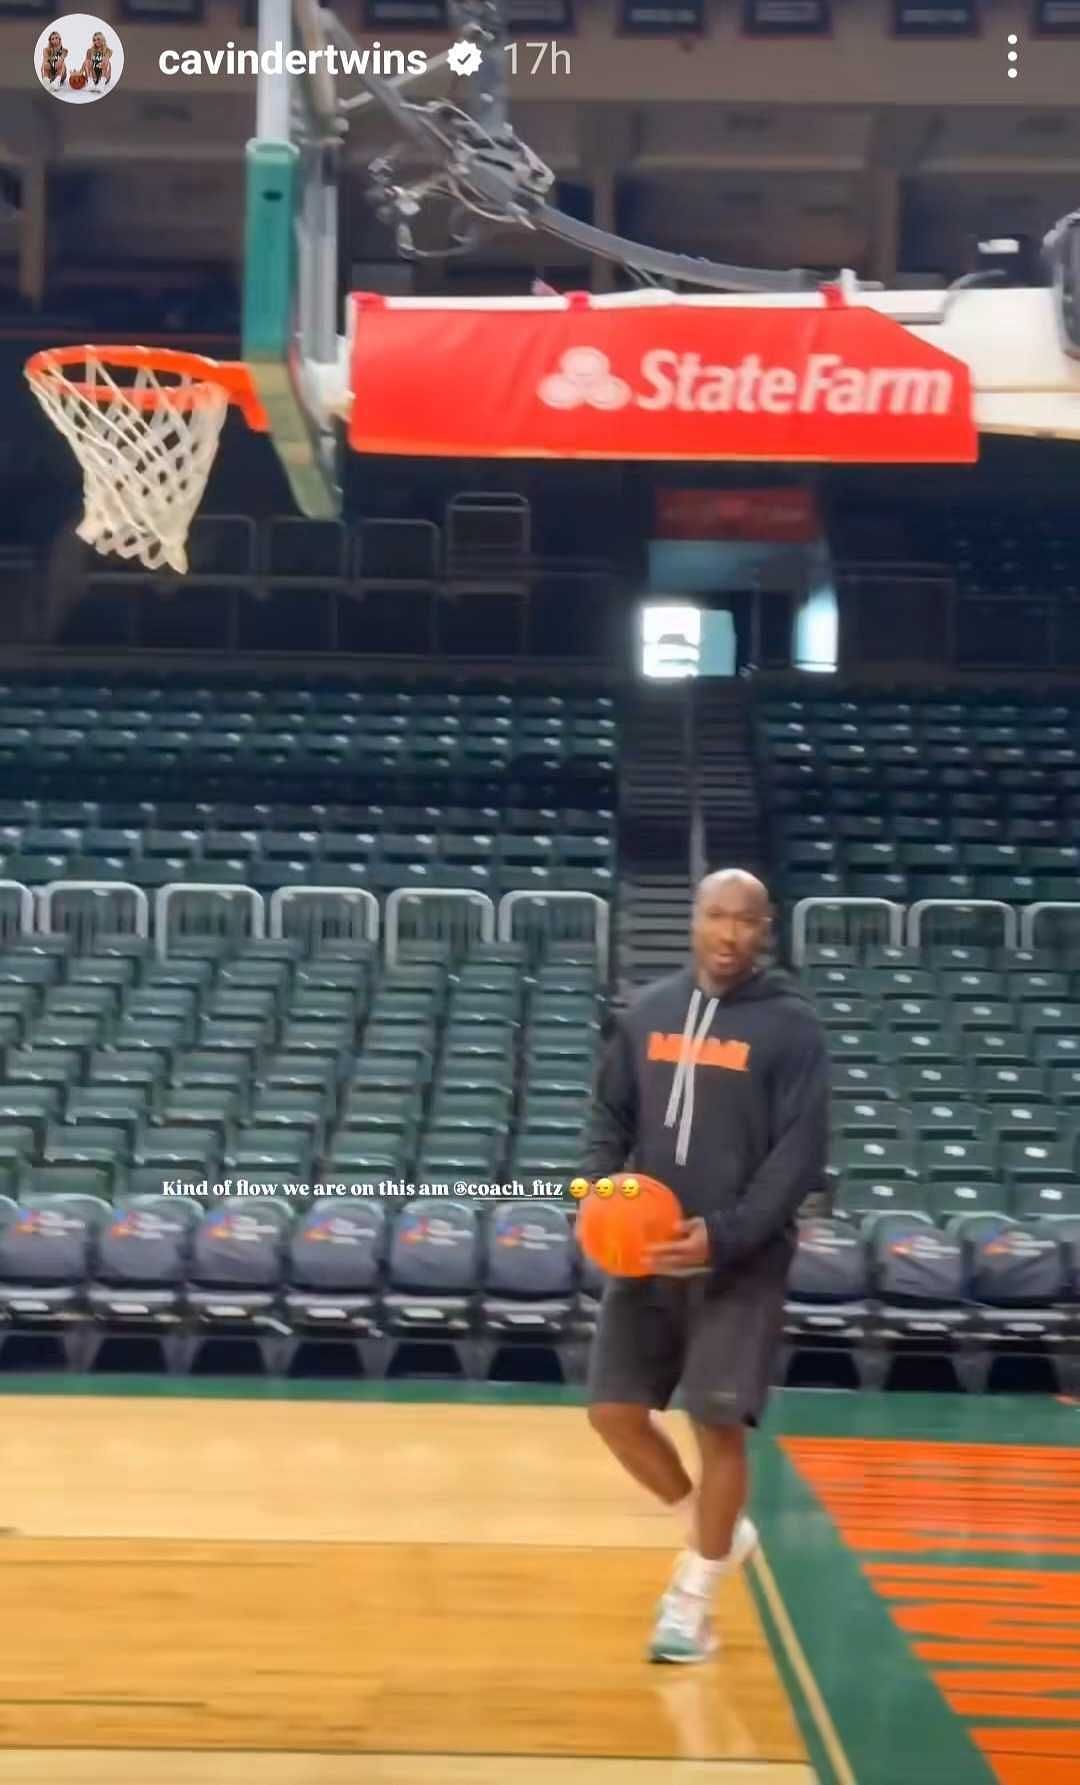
left=664, top=988, right=718, bottom=1167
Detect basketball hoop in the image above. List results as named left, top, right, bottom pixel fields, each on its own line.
left=24, top=345, right=268, bottom=575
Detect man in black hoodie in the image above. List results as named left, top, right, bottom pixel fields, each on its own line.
left=579, top=868, right=829, bottom=1663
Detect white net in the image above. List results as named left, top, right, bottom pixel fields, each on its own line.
left=26, top=352, right=231, bottom=576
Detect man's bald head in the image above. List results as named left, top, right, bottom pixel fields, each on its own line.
left=693, top=868, right=770, bottom=915
left=691, top=868, right=772, bottom=994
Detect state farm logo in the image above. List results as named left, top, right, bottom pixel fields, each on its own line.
left=536, top=345, right=954, bottom=418
left=538, top=348, right=631, bottom=411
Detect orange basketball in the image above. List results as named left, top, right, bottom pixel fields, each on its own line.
left=69, top=70, right=87, bottom=88
left=571, top=1173, right=682, bottom=1279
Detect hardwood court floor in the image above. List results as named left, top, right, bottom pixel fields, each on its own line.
left=0, top=1398, right=813, bottom=1785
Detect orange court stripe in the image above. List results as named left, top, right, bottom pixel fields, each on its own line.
left=974, top=1728, right=1080, bottom=1757
left=932, top=1667, right=1080, bottom=1695
left=820, top=1505, right=1080, bottom=1525
left=830, top=1532, right=1080, bottom=1557
left=916, top=1642, right=1080, bottom=1667
left=646, top=1032, right=750, bottom=1070
left=985, top=1760, right=1080, bottom=1785
left=799, top=1477, right=1080, bottom=1492
left=868, top=1573, right=1080, bottom=1604
left=782, top=1438, right=1080, bottom=1462
left=866, top=1563, right=1080, bottom=1587
left=896, top=1607, right=1080, bottom=1641
left=939, top=1690, right=1080, bottom=1722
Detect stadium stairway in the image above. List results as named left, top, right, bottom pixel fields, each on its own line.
left=616, top=875, right=693, bottom=999
left=694, top=681, right=766, bottom=878
left=613, top=684, right=694, bottom=1001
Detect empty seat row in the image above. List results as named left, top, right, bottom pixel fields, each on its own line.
left=0, top=1192, right=603, bottom=1378
left=785, top=1211, right=1080, bottom=1394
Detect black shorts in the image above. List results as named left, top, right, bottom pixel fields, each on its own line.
left=586, top=1262, right=788, bottom=1428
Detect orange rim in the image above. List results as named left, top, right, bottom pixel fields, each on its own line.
left=24, top=344, right=269, bottom=433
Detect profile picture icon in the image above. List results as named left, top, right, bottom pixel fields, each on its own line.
left=36, top=14, right=123, bottom=102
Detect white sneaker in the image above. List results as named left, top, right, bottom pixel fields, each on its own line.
left=648, top=1516, right=760, bottom=1666
left=648, top=1586, right=718, bottom=1664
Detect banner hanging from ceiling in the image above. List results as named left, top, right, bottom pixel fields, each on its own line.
left=654, top=486, right=820, bottom=542
left=348, top=293, right=978, bottom=464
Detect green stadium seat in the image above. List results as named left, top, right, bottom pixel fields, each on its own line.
left=928, top=1181, right=1009, bottom=1224
left=1021, top=1002, right=1080, bottom=1036
left=825, top=1029, right=882, bottom=1065
left=363, top=1022, right=437, bottom=1064
left=381, top=964, right=446, bottom=999
left=219, top=960, right=293, bottom=1000
left=133, top=1126, right=219, bottom=1172
left=143, top=960, right=216, bottom=995
left=940, top=971, right=1008, bottom=1000
left=426, top=1093, right=512, bottom=1137
left=0, top=1085, right=64, bottom=1148
left=1009, top=972, right=1071, bottom=1001
left=0, top=986, right=38, bottom=1033
left=123, top=991, right=198, bottom=1041
left=248, top=1089, right=325, bottom=1142
left=368, top=991, right=440, bottom=1027
left=1012, top=1182, right=1080, bottom=1222
left=875, top=969, right=938, bottom=998
left=892, top=1032, right=957, bottom=1067
left=418, top=1131, right=500, bottom=1178
left=834, top=1180, right=929, bottom=1222
left=1002, top=1140, right=1076, bottom=1185
left=817, top=996, right=877, bottom=1028
left=19, top=1165, right=114, bottom=1203
left=833, top=1101, right=906, bottom=1140
left=833, top=1138, right=917, bottom=1182
left=286, top=990, right=358, bottom=1028
left=196, top=1019, right=268, bottom=1063
left=89, top=1050, right=169, bottom=1093
left=65, top=1086, right=149, bottom=1146
left=114, top=1016, right=190, bottom=1055
left=1034, top=1035, right=1080, bottom=1069
left=970, top=1035, right=1032, bottom=1070
left=4, top=1048, right=83, bottom=1092
left=910, top=1102, right=983, bottom=1141
left=42, top=1125, right=126, bottom=1191
left=156, top=1089, right=239, bottom=1147
left=518, top=1093, right=589, bottom=1134
left=224, top=1128, right=313, bottom=1177
left=899, top=1064, right=971, bottom=1101
left=950, top=1001, right=1015, bottom=1033
left=324, top=1136, right=407, bottom=1178
left=45, top=985, right=120, bottom=1026
left=26, top=1021, right=105, bottom=1065
left=1050, top=1068, right=1080, bottom=1107
left=350, top=1056, right=426, bottom=1094
left=989, top=1105, right=1068, bottom=1147
left=207, top=988, right=279, bottom=1029
left=921, top=1139, right=997, bottom=1182
left=447, top=991, right=520, bottom=1027
left=882, top=998, right=946, bottom=1032
left=975, top=1065, right=1049, bottom=1104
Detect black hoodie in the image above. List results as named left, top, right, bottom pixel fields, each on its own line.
left=579, top=963, right=830, bottom=1276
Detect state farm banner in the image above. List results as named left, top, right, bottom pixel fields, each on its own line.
left=655, top=486, right=819, bottom=542
left=348, top=294, right=977, bottom=464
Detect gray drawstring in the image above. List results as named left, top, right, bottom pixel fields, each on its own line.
left=664, top=988, right=718, bottom=1167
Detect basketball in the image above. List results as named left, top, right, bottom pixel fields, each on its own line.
left=69, top=71, right=87, bottom=88
left=571, top=1173, right=683, bottom=1278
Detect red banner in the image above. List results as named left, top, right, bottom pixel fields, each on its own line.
left=655, top=487, right=819, bottom=542
left=348, top=295, right=977, bottom=464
